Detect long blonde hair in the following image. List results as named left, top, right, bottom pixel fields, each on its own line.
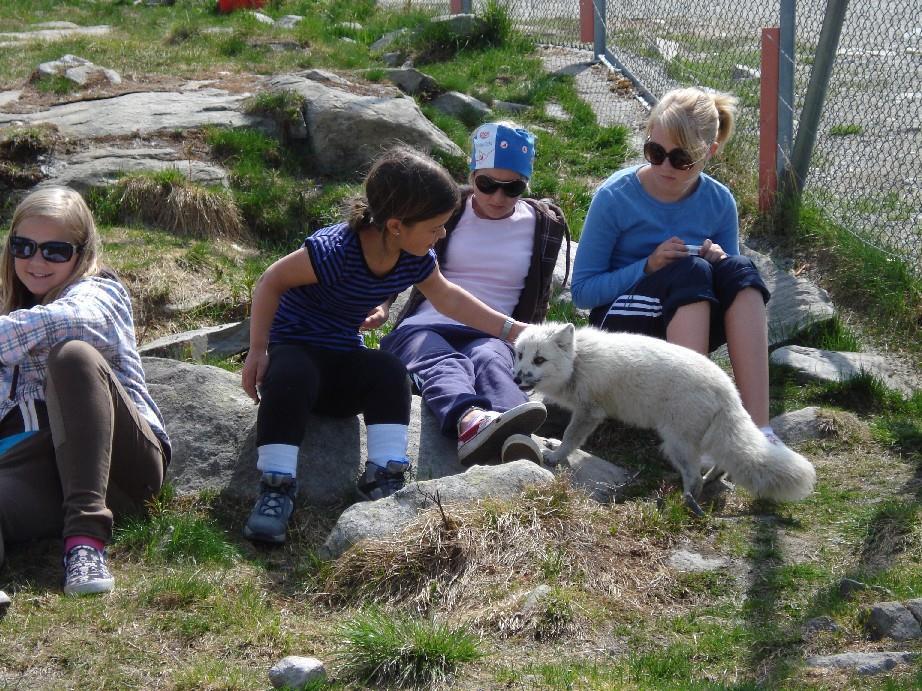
left=646, top=87, right=738, bottom=161
left=1, top=187, right=101, bottom=314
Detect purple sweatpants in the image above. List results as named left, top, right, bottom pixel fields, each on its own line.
left=380, top=323, right=527, bottom=436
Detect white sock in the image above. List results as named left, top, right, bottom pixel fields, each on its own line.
left=366, top=424, right=409, bottom=467
left=256, top=444, right=299, bottom=477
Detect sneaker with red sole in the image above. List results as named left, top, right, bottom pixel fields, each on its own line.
left=457, top=400, right=546, bottom=466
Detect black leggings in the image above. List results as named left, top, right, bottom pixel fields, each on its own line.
left=256, top=342, right=411, bottom=447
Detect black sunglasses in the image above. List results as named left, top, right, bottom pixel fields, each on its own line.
left=473, top=174, right=527, bottom=198
left=9, top=235, right=84, bottom=263
left=643, top=139, right=703, bottom=171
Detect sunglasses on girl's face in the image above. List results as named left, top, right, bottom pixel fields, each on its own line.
left=8, top=235, right=84, bottom=263
left=643, top=139, right=702, bottom=171
left=473, top=174, right=528, bottom=198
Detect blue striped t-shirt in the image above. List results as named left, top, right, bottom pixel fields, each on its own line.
left=270, top=223, right=437, bottom=350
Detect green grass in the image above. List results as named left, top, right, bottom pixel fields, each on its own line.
left=829, top=123, right=864, bottom=136
left=335, top=609, right=484, bottom=686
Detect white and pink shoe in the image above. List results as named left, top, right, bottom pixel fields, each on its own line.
left=457, top=400, right=546, bottom=466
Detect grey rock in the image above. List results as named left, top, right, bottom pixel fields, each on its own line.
left=0, top=590, right=9, bottom=618
left=768, top=407, right=825, bottom=444
left=519, top=584, right=553, bottom=618
left=381, top=52, right=404, bottom=67
left=298, top=69, right=351, bottom=86
left=839, top=577, right=869, bottom=598
left=806, top=651, right=917, bottom=675
left=866, top=601, right=922, bottom=640
left=370, top=28, right=409, bottom=53
left=545, top=102, right=570, bottom=121
left=906, top=598, right=922, bottom=623
left=152, top=357, right=456, bottom=506
left=732, top=64, right=761, bottom=81
left=139, top=320, right=250, bottom=361
left=802, top=615, right=840, bottom=636
left=771, top=346, right=917, bottom=397
left=33, top=22, right=80, bottom=30
left=430, top=91, right=491, bottom=120
left=145, top=358, right=258, bottom=498
left=381, top=68, right=440, bottom=96
left=268, top=656, right=325, bottom=689
left=267, top=74, right=463, bottom=176
left=0, top=25, right=111, bottom=48
left=667, top=549, right=728, bottom=572
left=37, top=146, right=228, bottom=192
left=276, top=15, right=304, bottom=29
left=0, top=90, right=21, bottom=107
left=742, top=246, right=836, bottom=347
left=493, top=100, right=529, bottom=114
left=430, top=14, right=487, bottom=39
left=654, top=38, right=681, bottom=62
left=249, top=11, right=275, bottom=25
left=0, top=90, right=262, bottom=139
left=536, top=435, right=635, bottom=502
left=320, top=461, right=555, bottom=558
left=64, top=65, right=122, bottom=87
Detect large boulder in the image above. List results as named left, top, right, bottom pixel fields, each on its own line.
left=0, top=89, right=266, bottom=139
left=320, top=460, right=555, bottom=558
left=742, top=246, right=836, bottom=346
left=267, top=74, right=464, bottom=176
left=37, top=146, right=229, bottom=192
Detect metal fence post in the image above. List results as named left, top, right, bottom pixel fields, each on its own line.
left=777, top=0, right=795, bottom=180
left=593, top=0, right=606, bottom=59
left=782, top=0, right=850, bottom=203
left=462, top=0, right=472, bottom=13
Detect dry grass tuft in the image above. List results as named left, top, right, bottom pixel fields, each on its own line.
left=324, top=480, right=684, bottom=632
left=117, top=173, right=245, bottom=240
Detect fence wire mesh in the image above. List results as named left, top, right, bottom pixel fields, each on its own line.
left=398, top=1, right=922, bottom=276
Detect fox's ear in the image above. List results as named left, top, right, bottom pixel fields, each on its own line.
left=552, top=322, right=575, bottom=349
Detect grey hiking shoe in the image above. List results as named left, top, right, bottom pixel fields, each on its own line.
left=501, top=433, right=543, bottom=464
left=63, top=545, right=114, bottom=596
left=244, top=472, right=298, bottom=544
left=357, top=460, right=409, bottom=501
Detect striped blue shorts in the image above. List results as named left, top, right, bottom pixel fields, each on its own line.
left=588, top=254, right=770, bottom=353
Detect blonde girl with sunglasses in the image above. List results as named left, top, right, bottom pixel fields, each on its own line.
left=572, top=87, right=789, bottom=452
left=0, top=187, right=169, bottom=595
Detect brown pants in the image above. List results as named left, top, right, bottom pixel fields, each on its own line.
left=0, top=340, right=166, bottom=546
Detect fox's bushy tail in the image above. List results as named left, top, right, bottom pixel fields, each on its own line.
left=705, top=409, right=816, bottom=502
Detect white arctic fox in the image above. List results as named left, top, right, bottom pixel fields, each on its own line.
left=513, top=323, right=816, bottom=508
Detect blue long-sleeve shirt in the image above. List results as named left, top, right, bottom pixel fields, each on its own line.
left=571, top=165, right=739, bottom=309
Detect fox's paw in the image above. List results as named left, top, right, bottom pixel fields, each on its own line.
left=542, top=445, right=569, bottom=467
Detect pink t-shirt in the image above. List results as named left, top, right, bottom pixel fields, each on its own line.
left=400, top=196, right=536, bottom=328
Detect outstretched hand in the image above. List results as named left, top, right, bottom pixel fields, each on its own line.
left=360, top=303, right=389, bottom=331
left=241, top=349, right=269, bottom=403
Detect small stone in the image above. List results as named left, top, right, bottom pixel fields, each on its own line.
left=667, top=549, right=727, bottom=572
left=905, top=598, right=922, bottom=623
left=838, top=577, right=868, bottom=598
left=0, top=591, right=10, bottom=618
left=806, top=651, right=917, bottom=675
left=802, top=615, right=839, bottom=637
left=866, top=601, right=922, bottom=641
left=268, top=656, right=326, bottom=689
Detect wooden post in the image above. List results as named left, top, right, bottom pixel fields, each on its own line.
left=580, top=0, right=594, bottom=43
left=759, top=28, right=780, bottom=214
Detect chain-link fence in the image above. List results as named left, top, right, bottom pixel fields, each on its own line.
left=398, top=0, right=922, bottom=277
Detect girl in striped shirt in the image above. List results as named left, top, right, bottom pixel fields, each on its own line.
left=242, top=147, right=528, bottom=545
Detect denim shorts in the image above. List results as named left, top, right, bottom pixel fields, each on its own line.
left=588, top=254, right=770, bottom=353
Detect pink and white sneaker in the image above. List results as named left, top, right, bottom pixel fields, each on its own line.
left=457, top=400, right=546, bottom=467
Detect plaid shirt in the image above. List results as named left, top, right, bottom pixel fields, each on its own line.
left=0, top=274, right=170, bottom=456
